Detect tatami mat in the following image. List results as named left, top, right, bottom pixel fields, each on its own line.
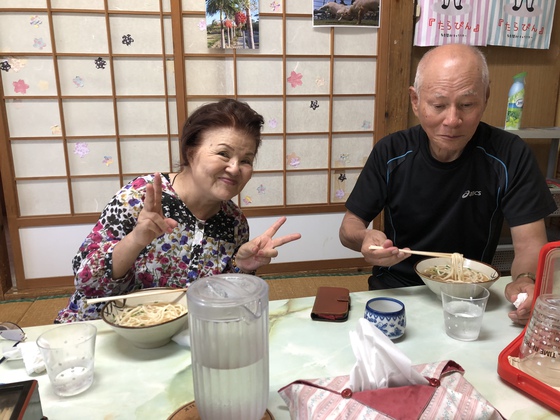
left=18, top=297, right=71, bottom=327
left=0, top=297, right=70, bottom=327
left=266, top=274, right=369, bottom=302
left=0, top=300, right=34, bottom=325
left=0, top=272, right=370, bottom=328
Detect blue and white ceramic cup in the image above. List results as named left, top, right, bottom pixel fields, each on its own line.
left=364, top=297, right=406, bottom=339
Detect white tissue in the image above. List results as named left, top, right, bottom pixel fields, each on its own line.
left=171, top=328, right=190, bottom=348
left=18, top=341, right=45, bottom=375
left=513, top=293, right=528, bottom=308
left=349, top=318, right=428, bottom=391
left=1, top=343, right=22, bottom=360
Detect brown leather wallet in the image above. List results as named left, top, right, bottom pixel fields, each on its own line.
left=311, top=286, right=351, bottom=322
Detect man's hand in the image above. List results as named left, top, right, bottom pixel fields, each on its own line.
left=505, top=276, right=535, bottom=325
left=363, top=236, right=411, bottom=268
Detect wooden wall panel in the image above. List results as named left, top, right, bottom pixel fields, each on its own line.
left=409, top=3, right=560, bottom=130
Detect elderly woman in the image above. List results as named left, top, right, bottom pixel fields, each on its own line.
left=56, top=99, right=301, bottom=322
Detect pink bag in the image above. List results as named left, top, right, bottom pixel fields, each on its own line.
left=279, top=360, right=504, bottom=420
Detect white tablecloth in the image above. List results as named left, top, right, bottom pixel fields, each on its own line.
left=1, top=276, right=558, bottom=419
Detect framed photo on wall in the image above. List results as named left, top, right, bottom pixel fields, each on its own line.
left=206, top=0, right=260, bottom=49
left=312, top=0, right=380, bottom=27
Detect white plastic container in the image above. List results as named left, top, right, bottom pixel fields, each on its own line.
left=187, top=274, right=269, bottom=420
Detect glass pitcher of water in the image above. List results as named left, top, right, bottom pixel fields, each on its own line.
left=187, top=274, right=269, bottom=420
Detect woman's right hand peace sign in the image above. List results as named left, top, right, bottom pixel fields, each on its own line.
left=130, top=172, right=178, bottom=248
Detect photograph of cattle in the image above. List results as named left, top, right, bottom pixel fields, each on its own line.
left=206, top=0, right=260, bottom=49
left=313, top=0, right=380, bottom=27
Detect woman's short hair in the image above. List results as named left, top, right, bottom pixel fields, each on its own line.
left=179, top=99, right=264, bottom=167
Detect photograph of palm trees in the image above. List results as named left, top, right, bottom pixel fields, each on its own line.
left=313, top=0, right=380, bottom=27
left=206, top=0, right=260, bottom=49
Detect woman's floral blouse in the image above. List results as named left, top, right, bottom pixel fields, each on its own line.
left=55, top=174, right=249, bottom=323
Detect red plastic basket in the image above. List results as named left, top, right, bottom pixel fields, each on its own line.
left=497, top=241, right=560, bottom=413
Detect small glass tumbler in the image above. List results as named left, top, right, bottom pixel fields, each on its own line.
left=518, top=294, right=560, bottom=387
left=441, top=284, right=490, bottom=341
left=36, top=323, right=97, bottom=397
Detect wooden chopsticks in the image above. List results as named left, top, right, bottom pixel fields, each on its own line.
left=368, top=245, right=453, bottom=259
left=85, top=288, right=186, bottom=305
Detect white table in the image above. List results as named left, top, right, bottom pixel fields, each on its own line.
left=1, top=276, right=558, bottom=419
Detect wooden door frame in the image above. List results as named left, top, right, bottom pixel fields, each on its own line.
left=372, top=0, right=416, bottom=232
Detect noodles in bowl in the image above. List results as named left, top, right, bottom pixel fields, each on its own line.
left=114, top=302, right=187, bottom=327
left=421, top=253, right=491, bottom=284
left=414, top=256, right=500, bottom=299
left=102, top=288, right=188, bottom=348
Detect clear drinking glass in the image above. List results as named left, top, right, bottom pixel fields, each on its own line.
left=36, top=323, right=97, bottom=397
left=187, top=274, right=269, bottom=420
left=440, top=284, right=490, bottom=341
left=518, top=294, right=560, bottom=386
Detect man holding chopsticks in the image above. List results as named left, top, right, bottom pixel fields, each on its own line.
left=339, top=44, right=556, bottom=325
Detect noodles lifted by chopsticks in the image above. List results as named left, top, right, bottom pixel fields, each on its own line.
left=451, top=252, right=463, bottom=281
left=422, top=252, right=489, bottom=283
left=114, top=302, right=187, bottom=327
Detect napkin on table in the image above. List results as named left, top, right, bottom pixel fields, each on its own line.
left=171, top=327, right=190, bottom=348
left=348, top=318, right=427, bottom=391
left=1, top=341, right=45, bottom=375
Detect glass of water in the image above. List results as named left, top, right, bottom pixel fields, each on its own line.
left=441, top=284, right=490, bottom=341
left=37, top=323, right=97, bottom=397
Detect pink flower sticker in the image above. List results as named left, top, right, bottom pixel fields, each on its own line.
left=13, top=79, right=29, bottom=94
left=33, top=38, right=46, bottom=50
left=286, top=152, right=301, bottom=167
left=74, top=142, right=90, bottom=158
left=270, top=1, right=281, bottom=11
left=287, top=71, right=303, bottom=88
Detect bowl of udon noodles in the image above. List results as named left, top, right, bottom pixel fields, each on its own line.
left=414, top=255, right=500, bottom=299
left=101, top=287, right=188, bottom=349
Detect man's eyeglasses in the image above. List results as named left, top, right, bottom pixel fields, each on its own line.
left=0, top=322, right=26, bottom=342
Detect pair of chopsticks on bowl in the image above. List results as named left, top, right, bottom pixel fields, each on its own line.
left=368, top=245, right=454, bottom=258
left=85, top=289, right=186, bottom=305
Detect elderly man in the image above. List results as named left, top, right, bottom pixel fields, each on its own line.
left=339, top=44, right=556, bottom=325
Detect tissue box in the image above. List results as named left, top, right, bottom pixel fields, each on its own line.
left=279, top=360, right=504, bottom=420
